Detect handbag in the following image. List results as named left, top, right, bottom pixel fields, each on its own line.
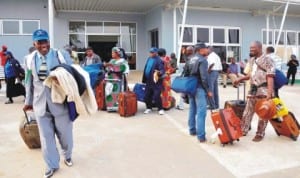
left=171, top=76, right=198, bottom=95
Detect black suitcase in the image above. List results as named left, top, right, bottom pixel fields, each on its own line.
left=224, top=83, right=246, bottom=120
left=19, top=110, right=41, bottom=149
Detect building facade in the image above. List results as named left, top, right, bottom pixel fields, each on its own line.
left=1, top=0, right=300, bottom=72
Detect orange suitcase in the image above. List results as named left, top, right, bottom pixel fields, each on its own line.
left=95, top=80, right=106, bottom=110
left=270, top=111, right=300, bottom=141
left=211, top=108, right=243, bottom=146
left=118, top=91, right=137, bottom=117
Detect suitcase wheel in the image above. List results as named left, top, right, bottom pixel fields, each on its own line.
left=274, top=129, right=280, bottom=136
left=237, top=139, right=240, bottom=142
left=290, top=134, right=298, bottom=141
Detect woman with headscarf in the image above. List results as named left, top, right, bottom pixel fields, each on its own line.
left=4, top=51, right=25, bottom=104
left=103, top=47, right=129, bottom=111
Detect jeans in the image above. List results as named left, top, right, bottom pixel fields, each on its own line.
left=188, top=87, right=207, bottom=140
left=208, top=70, right=219, bottom=109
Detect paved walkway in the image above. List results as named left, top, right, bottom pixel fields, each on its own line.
left=0, top=72, right=300, bottom=178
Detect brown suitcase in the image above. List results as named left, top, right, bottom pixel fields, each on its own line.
left=270, top=111, right=300, bottom=141
left=118, top=91, right=137, bottom=117
left=19, top=110, right=41, bottom=149
left=95, top=80, right=106, bottom=110
left=211, top=108, right=243, bottom=146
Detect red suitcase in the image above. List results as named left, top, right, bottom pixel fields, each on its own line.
left=211, top=108, right=243, bottom=146
left=270, top=111, right=300, bottom=141
left=118, top=91, right=137, bottom=117
left=95, top=80, right=106, bottom=110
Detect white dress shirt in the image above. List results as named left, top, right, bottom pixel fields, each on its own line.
left=207, top=52, right=222, bottom=71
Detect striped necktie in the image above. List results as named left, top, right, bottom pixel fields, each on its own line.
left=38, top=56, right=47, bottom=81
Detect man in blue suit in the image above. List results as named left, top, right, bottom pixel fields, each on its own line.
left=142, top=47, right=165, bottom=115
left=23, top=29, right=73, bottom=178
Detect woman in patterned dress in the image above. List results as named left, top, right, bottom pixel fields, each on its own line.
left=104, top=47, right=129, bottom=112
left=158, top=48, right=176, bottom=110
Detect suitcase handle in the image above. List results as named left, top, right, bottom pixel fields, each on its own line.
left=23, top=109, right=33, bottom=124
left=237, top=82, right=246, bottom=101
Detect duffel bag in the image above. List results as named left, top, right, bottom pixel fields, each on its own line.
left=171, top=76, right=198, bottom=96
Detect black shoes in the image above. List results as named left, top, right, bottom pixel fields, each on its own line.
left=64, top=158, right=73, bottom=167
left=5, top=100, right=13, bottom=104
left=44, top=168, right=58, bottom=178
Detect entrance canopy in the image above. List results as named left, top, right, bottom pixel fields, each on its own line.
left=53, top=0, right=300, bottom=16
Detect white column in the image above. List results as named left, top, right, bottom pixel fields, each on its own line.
left=266, top=13, right=270, bottom=48
left=173, top=7, right=177, bottom=54
left=48, top=0, right=55, bottom=47
left=177, top=0, right=189, bottom=66
left=275, top=0, right=290, bottom=48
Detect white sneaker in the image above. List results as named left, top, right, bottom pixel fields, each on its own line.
left=158, top=110, right=165, bottom=115
left=144, top=109, right=152, bottom=114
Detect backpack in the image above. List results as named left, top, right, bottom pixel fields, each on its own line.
left=255, top=60, right=287, bottom=89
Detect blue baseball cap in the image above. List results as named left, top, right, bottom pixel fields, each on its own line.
left=32, top=29, right=49, bottom=41
left=149, top=47, right=158, bottom=53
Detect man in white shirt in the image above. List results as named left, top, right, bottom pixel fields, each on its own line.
left=266, top=46, right=282, bottom=97
left=207, top=47, right=222, bottom=109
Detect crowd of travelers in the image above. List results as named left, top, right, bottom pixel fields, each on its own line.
left=0, top=28, right=299, bottom=178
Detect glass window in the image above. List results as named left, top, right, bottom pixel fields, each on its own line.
left=0, top=20, right=2, bottom=35
left=69, top=34, right=85, bottom=49
left=127, top=53, right=136, bottom=70
left=22, top=21, right=39, bottom=34
left=121, top=23, right=136, bottom=34
left=275, top=31, right=284, bottom=45
left=286, top=32, right=296, bottom=45
left=182, top=27, right=193, bottom=43
left=227, top=46, right=240, bottom=62
left=104, top=22, right=120, bottom=33
left=212, top=46, right=226, bottom=61
left=86, top=22, right=102, bottom=33
left=3, top=20, right=19, bottom=34
left=262, top=30, right=273, bottom=45
left=197, top=28, right=209, bottom=43
left=228, top=29, right=239, bottom=44
left=150, top=29, right=159, bottom=48
left=122, top=34, right=136, bottom=52
left=213, top=28, right=225, bottom=43
left=69, top=21, right=85, bottom=33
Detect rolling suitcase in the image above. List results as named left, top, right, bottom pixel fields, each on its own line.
left=118, top=91, right=138, bottom=117
left=95, top=80, right=106, bottom=110
left=269, top=111, right=300, bottom=141
left=224, top=83, right=246, bottom=120
left=19, top=110, right=41, bottom=149
left=211, top=107, right=243, bottom=146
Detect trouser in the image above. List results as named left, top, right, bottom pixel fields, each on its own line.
left=36, top=107, right=73, bottom=171
left=228, top=73, right=245, bottom=84
left=144, top=83, right=163, bottom=110
left=221, top=73, right=227, bottom=86
left=241, top=97, right=268, bottom=137
left=208, top=70, right=219, bottom=109
left=188, top=87, right=207, bottom=140
left=287, top=69, right=296, bottom=85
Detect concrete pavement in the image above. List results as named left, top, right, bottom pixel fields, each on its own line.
left=0, top=72, right=300, bottom=178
